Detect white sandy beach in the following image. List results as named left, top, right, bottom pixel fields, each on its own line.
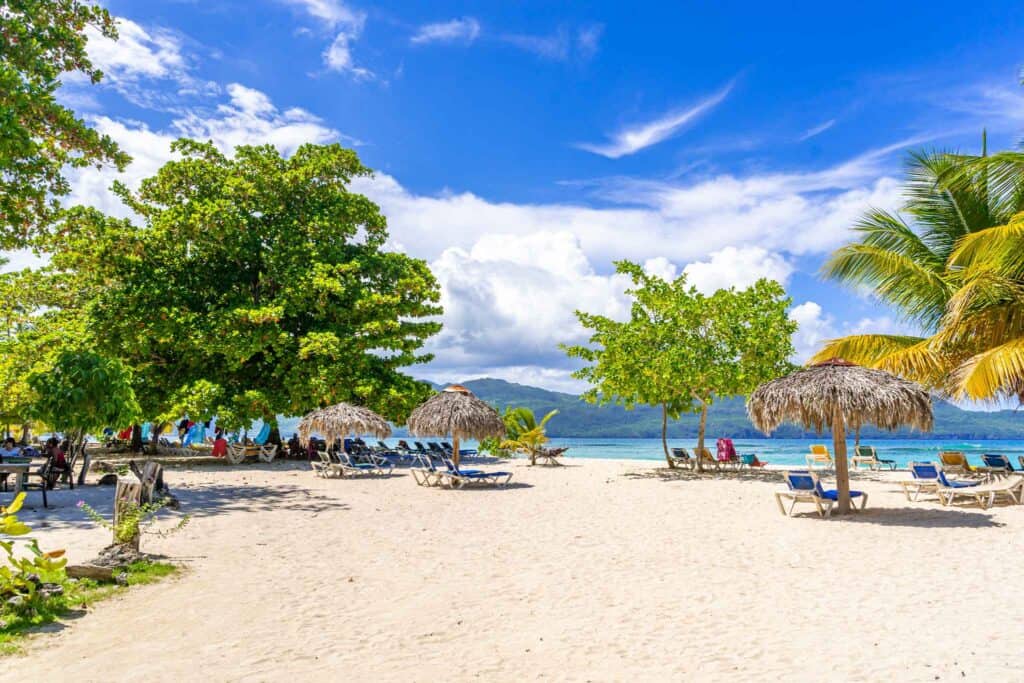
left=4, top=457, right=1024, bottom=682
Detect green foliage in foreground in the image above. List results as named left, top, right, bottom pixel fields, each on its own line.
left=0, top=560, right=178, bottom=656
left=563, top=261, right=796, bottom=468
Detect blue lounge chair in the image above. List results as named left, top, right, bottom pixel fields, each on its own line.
left=775, top=470, right=867, bottom=517
left=441, top=441, right=477, bottom=456
left=899, top=461, right=944, bottom=501
left=981, top=454, right=1016, bottom=474
left=253, top=423, right=271, bottom=446
left=438, top=454, right=512, bottom=489
left=936, top=470, right=1022, bottom=508
left=182, top=422, right=203, bottom=447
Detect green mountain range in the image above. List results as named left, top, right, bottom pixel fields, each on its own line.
left=425, top=378, right=1024, bottom=440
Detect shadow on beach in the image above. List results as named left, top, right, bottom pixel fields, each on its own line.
left=622, top=467, right=783, bottom=484
left=12, top=479, right=350, bottom=532
left=829, top=507, right=1005, bottom=528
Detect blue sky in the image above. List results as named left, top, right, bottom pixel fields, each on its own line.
left=37, top=0, right=1024, bottom=392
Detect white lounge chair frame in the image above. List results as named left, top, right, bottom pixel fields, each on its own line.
left=936, top=475, right=1023, bottom=509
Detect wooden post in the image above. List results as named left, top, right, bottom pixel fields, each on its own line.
left=113, top=479, right=143, bottom=550
left=832, top=406, right=851, bottom=515
left=452, top=435, right=460, bottom=468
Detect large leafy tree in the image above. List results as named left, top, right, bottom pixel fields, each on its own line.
left=46, top=140, right=442, bottom=435
left=28, top=350, right=140, bottom=483
left=563, top=261, right=795, bottom=469
left=0, top=0, right=129, bottom=245
left=815, top=145, right=1024, bottom=401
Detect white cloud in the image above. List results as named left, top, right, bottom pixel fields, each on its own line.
left=352, top=141, right=907, bottom=269
left=421, top=231, right=633, bottom=391
left=81, top=17, right=218, bottom=109
left=501, top=24, right=603, bottom=63
left=411, top=18, right=481, bottom=45
left=682, top=246, right=793, bottom=294
left=799, top=118, right=836, bottom=141
left=789, top=301, right=834, bottom=362
left=86, top=18, right=186, bottom=82
left=279, top=0, right=361, bottom=28
left=64, top=84, right=340, bottom=217
left=577, top=81, right=734, bottom=158
left=788, top=304, right=920, bottom=364
left=279, top=0, right=372, bottom=78
left=324, top=26, right=373, bottom=79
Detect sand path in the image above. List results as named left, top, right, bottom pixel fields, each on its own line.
left=3, top=459, right=1023, bottom=681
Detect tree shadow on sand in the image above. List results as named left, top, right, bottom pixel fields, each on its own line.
left=817, top=507, right=1006, bottom=528
left=622, top=467, right=784, bottom=484
left=15, top=481, right=350, bottom=532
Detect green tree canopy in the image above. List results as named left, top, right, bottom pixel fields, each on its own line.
left=563, top=261, right=796, bottom=469
left=28, top=349, right=140, bottom=483
left=44, top=139, right=442, bottom=433
left=0, top=0, right=129, bottom=245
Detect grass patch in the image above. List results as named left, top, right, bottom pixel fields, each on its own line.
left=0, top=560, right=179, bottom=656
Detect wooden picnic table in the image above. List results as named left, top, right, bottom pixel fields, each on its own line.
left=0, top=463, right=32, bottom=494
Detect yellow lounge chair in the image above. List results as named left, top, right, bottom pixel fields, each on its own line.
left=939, top=451, right=976, bottom=475
left=694, top=446, right=719, bottom=471
left=805, top=444, right=833, bottom=471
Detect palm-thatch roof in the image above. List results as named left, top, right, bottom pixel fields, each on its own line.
left=407, top=385, right=505, bottom=441
left=747, top=359, right=933, bottom=435
left=296, top=403, right=391, bottom=445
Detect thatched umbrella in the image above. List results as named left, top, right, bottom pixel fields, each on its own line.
left=407, top=385, right=505, bottom=466
left=747, top=358, right=932, bottom=514
left=296, top=403, right=391, bottom=446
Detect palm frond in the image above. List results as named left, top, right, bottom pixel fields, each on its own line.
left=950, top=337, right=1024, bottom=401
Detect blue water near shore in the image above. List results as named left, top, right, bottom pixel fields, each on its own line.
left=536, top=437, right=1024, bottom=469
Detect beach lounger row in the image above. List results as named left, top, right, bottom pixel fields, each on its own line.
left=775, top=470, right=868, bottom=517
left=900, top=461, right=1023, bottom=508
left=410, top=453, right=512, bottom=489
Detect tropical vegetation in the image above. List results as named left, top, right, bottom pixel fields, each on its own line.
left=0, top=0, right=128, bottom=246
left=815, top=143, right=1024, bottom=404
left=498, top=407, right=559, bottom=465
left=563, top=261, right=796, bottom=469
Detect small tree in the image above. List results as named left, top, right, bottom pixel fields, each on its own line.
left=500, top=407, right=558, bottom=465
left=28, top=350, right=140, bottom=484
left=563, top=261, right=796, bottom=470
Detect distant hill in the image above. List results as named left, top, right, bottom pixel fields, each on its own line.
left=425, top=378, right=1024, bottom=440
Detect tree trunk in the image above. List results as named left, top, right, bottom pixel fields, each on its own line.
left=148, top=422, right=168, bottom=455
left=453, top=435, right=460, bottom=468
left=75, top=431, right=90, bottom=486
left=18, top=422, right=31, bottom=446
left=832, top=406, right=851, bottom=514
left=113, top=478, right=143, bottom=550
left=661, top=403, right=673, bottom=468
left=130, top=424, right=143, bottom=453
left=695, top=401, right=708, bottom=472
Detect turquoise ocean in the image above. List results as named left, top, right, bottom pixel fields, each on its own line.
left=511, top=437, right=1024, bottom=469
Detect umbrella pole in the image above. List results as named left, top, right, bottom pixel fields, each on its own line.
left=832, top=406, right=851, bottom=514
left=453, top=435, right=460, bottom=468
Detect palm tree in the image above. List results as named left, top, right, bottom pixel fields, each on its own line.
left=815, top=143, right=1024, bottom=401
left=500, top=407, right=558, bottom=465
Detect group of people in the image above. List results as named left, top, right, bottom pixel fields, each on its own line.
left=0, top=436, right=71, bottom=488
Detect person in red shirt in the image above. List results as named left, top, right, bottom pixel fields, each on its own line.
left=211, top=428, right=228, bottom=458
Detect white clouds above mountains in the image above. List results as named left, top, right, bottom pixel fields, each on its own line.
left=577, top=81, right=734, bottom=158
left=411, top=18, right=481, bottom=45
